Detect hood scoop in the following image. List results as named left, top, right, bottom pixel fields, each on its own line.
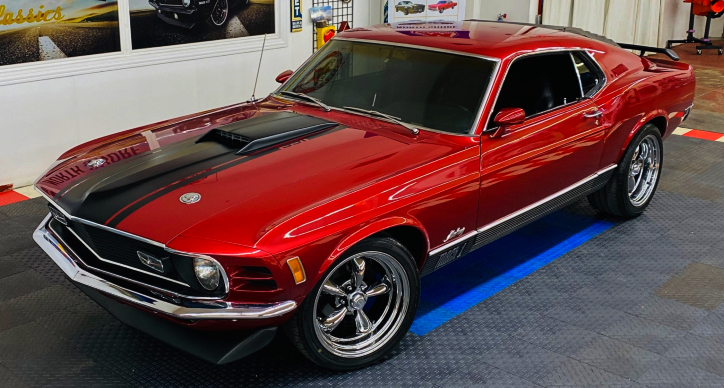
left=197, top=111, right=338, bottom=155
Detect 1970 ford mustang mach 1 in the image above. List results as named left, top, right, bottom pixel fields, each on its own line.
left=34, top=21, right=694, bottom=370
left=395, top=1, right=426, bottom=15
left=428, top=0, right=457, bottom=13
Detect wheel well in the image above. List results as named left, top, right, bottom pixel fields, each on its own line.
left=373, top=226, right=428, bottom=270
left=648, top=116, right=667, bottom=137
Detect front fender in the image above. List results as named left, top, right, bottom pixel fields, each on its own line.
left=317, top=216, right=429, bottom=279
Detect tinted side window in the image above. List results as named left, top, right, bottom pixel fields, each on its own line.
left=572, top=52, right=604, bottom=97
left=489, top=53, right=582, bottom=127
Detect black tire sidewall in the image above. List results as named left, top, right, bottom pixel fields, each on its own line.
left=290, top=238, right=420, bottom=370
left=616, top=124, right=664, bottom=215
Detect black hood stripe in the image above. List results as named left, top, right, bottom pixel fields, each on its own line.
left=53, top=112, right=340, bottom=228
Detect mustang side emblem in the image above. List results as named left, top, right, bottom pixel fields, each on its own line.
left=87, top=158, right=105, bottom=168
left=444, top=227, right=465, bottom=242
left=180, top=192, right=201, bottom=204
left=137, top=251, right=165, bottom=273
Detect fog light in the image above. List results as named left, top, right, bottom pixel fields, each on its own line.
left=182, top=0, right=191, bottom=7
left=193, top=257, right=220, bottom=290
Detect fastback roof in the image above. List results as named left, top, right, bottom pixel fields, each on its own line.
left=336, top=20, right=612, bottom=60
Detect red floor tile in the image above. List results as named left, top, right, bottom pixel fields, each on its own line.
left=682, top=129, right=724, bottom=141
left=0, top=191, right=29, bottom=207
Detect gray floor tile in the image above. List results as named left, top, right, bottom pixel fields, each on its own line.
left=662, top=333, right=724, bottom=378
left=621, top=295, right=709, bottom=331
left=0, top=270, right=53, bottom=303
left=570, top=337, right=660, bottom=380
left=538, top=358, right=637, bottom=388
left=439, top=363, right=541, bottom=388
left=601, top=314, right=686, bottom=355
left=636, top=358, right=724, bottom=388
left=479, top=337, right=568, bottom=382
left=512, top=315, right=601, bottom=357
left=543, top=297, right=629, bottom=333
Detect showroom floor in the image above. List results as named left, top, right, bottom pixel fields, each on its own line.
left=0, top=133, right=722, bottom=388
left=0, top=45, right=723, bottom=387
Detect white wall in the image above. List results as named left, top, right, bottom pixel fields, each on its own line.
left=469, top=0, right=536, bottom=23
left=0, top=2, right=371, bottom=188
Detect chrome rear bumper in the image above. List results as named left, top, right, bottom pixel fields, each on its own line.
left=34, top=214, right=297, bottom=320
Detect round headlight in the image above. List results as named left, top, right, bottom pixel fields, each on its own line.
left=193, top=257, right=221, bottom=291
left=182, top=0, right=191, bottom=7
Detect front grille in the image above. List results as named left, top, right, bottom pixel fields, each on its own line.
left=69, top=222, right=191, bottom=286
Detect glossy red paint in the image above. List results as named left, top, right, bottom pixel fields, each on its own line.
left=428, top=0, right=457, bottom=10
left=36, top=21, right=695, bottom=332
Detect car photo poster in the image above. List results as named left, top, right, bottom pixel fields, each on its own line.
left=0, top=0, right=120, bottom=67
left=388, top=0, right=466, bottom=23
left=129, top=0, right=275, bottom=50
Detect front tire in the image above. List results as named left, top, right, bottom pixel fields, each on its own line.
left=285, top=237, right=420, bottom=370
left=587, top=123, right=663, bottom=217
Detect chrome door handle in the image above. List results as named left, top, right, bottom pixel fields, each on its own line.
left=583, top=110, right=603, bottom=119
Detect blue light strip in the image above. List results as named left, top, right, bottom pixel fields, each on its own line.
left=410, top=211, right=614, bottom=336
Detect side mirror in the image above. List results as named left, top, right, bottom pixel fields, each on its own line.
left=490, top=107, right=525, bottom=138
left=275, top=70, right=293, bottom=84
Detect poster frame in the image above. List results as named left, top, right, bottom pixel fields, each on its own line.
left=0, top=0, right=289, bottom=87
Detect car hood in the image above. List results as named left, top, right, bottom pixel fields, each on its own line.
left=37, top=101, right=458, bottom=248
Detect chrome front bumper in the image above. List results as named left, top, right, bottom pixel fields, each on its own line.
left=34, top=214, right=297, bottom=320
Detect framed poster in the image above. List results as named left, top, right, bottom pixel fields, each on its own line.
left=129, top=0, right=276, bottom=50
left=0, top=1, right=120, bottom=67
left=388, top=0, right=466, bottom=23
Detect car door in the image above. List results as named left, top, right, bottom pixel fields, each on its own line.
left=476, top=50, right=608, bottom=229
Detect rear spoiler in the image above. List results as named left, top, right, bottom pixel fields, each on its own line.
left=617, top=43, right=680, bottom=61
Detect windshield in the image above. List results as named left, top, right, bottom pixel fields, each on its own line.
left=278, top=39, right=497, bottom=134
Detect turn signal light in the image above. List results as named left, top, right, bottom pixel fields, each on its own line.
left=287, top=257, right=306, bottom=284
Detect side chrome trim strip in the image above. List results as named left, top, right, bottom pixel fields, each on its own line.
left=426, top=164, right=617, bottom=255
left=34, top=215, right=297, bottom=320
left=429, top=230, right=477, bottom=256
left=478, top=164, right=617, bottom=234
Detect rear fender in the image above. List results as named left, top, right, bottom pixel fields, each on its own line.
left=617, top=110, right=667, bottom=162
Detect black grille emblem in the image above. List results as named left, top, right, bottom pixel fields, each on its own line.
left=137, top=251, right=165, bottom=273
left=48, top=205, right=68, bottom=225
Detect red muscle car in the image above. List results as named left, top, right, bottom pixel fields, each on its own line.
left=428, top=0, right=457, bottom=12
left=34, top=21, right=694, bottom=370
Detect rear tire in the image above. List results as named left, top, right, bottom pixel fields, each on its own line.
left=285, top=237, right=420, bottom=370
left=587, top=124, right=663, bottom=218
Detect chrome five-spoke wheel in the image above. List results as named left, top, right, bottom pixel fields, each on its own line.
left=587, top=123, right=663, bottom=217
left=313, top=251, right=410, bottom=358
left=286, top=237, right=419, bottom=370
left=628, top=134, right=660, bottom=207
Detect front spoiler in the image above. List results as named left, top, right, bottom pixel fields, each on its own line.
left=33, top=214, right=297, bottom=320
left=77, top=281, right=278, bottom=364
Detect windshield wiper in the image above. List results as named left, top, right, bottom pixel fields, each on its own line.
left=341, top=106, right=420, bottom=135
left=277, top=91, right=331, bottom=112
